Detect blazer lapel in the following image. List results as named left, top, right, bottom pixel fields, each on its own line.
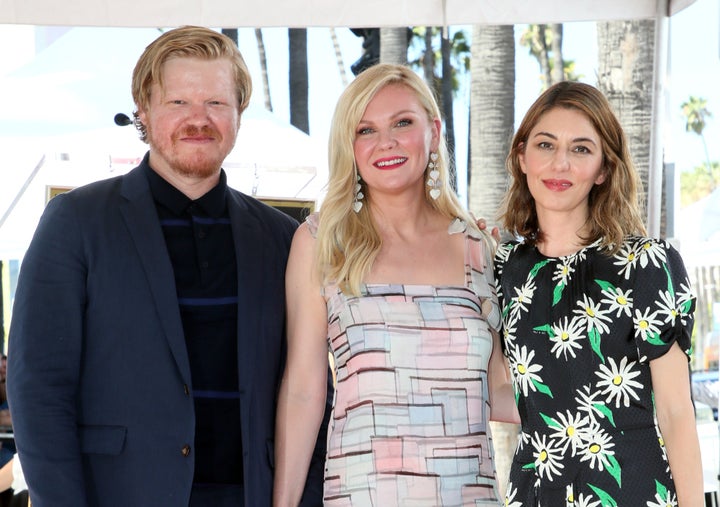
left=227, top=192, right=263, bottom=391
left=119, top=165, right=192, bottom=383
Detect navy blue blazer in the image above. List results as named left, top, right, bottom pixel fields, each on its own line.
left=7, top=158, right=326, bottom=506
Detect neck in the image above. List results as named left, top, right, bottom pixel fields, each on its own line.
left=536, top=211, right=591, bottom=257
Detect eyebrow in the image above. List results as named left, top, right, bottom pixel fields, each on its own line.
left=533, top=131, right=598, bottom=146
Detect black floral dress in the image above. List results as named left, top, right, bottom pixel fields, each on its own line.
left=494, top=237, right=695, bottom=507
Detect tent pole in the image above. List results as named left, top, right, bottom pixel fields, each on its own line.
left=647, top=2, right=669, bottom=238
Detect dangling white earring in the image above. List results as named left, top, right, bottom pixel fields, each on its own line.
left=353, top=174, right=364, bottom=213
left=426, top=152, right=441, bottom=200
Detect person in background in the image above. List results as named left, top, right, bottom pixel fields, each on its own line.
left=7, top=26, right=327, bottom=507
left=0, top=454, right=28, bottom=507
left=273, top=63, right=518, bottom=507
left=494, top=81, right=703, bottom=506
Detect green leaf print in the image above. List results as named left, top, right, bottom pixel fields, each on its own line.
left=655, top=480, right=669, bottom=501
left=604, top=454, right=622, bottom=488
left=594, top=279, right=616, bottom=292
left=663, top=264, right=675, bottom=298
left=587, top=484, right=618, bottom=507
left=588, top=328, right=605, bottom=363
left=501, top=301, right=512, bottom=320
left=680, top=299, right=693, bottom=314
left=529, top=259, right=552, bottom=278
left=593, top=403, right=617, bottom=428
left=552, top=281, right=566, bottom=306
left=521, top=462, right=536, bottom=471
left=645, top=332, right=666, bottom=346
left=539, top=412, right=562, bottom=430
left=531, top=378, right=554, bottom=398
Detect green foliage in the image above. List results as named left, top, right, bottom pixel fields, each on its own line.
left=408, top=27, right=470, bottom=94
left=519, top=24, right=582, bottom=88
left=680, top=161, right=720, bottom=207
left=681, top=96, right=712, bottom=136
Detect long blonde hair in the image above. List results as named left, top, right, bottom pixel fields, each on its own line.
left=316, top=63, right=476, bottom=295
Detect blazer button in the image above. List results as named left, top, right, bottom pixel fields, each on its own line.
left=181, top=445, right=191, bottom=457
left=183, top=384, right=190, bottom=395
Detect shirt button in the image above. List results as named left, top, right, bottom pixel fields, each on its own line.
left=181, top=445, right=191, bottom=457
left=198, top=230, right=206, bottom=239
left=201, top=261, right=209, bottom=269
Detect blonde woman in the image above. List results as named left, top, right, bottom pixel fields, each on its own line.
left=274, top=64, right=518, bottom=507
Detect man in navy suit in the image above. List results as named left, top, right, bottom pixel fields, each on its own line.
left=7, top=26, right=328, bottom=507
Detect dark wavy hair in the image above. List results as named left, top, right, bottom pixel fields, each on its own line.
left=498, top=81, right=646, bottom=253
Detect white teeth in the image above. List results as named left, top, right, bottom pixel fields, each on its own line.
left=376, top=158, right=405, bottom=167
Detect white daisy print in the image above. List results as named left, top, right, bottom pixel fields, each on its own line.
left=511, top=279, right=536, bottom=318
left=676, top=281, right=694, bottom=309
left=595, top=356, right=643, bottom=408
left=511, top=345, right=545, bottom=397
left=573, top=295, right=612, bottom=334
left=575, top=385, right=609, bottom=424
left=637, top=239, right=667, bottom=269
left=503, top=482, right=523, bottom=507
left=633, top=307, right=663, bottom=342
left=549, top=409, right=589, bottom=455
left=613, top=242, right=640, bottom=279
left=601, top=286, right=633, bottom=318
left=552, top=260, right=575, bottom=286
left=549, top=316, right=585, bottom=360
left=656, top=289, right=679, bottom=325
left=578, top=424, right=615, bottom=471
left=646, top=489, right=677, bottom=507
left=530, top=432, right=565, bottom=481
left=575, top=493, right=602, bottom=507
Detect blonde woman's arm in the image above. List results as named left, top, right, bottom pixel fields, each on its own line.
left=273, top=224, right=330, bottom=507
left=488, top=329, right=520, bottom=424
left=650, top=342, right=703, bottom=506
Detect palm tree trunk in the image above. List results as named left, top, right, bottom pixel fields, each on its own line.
left=329, top=28, right=349, bottom=87
left=255, top=28, right=273, bottom=112
left=441, top=33, right=456, bottom=191
left=380, top=27, right=408, bottom=65
left=470, top=27, right=517, bottom=495
left=469, top=25, right=515, bottom=222
left=597, top=20, right=656, bottom=230
left=549, top=24, right=564, bottom=85
left=289, top=28, right=309, bottom=134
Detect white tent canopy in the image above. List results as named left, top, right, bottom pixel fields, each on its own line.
left=0, top=0, right=700, bottom=237
left=0, top=0, right=697, bottom=27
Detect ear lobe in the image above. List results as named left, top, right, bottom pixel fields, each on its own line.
left=595, top=171, right=607, bottom=185
left=518, top=153, right=527, bottom=175
left=516, top=142, right=528, bottom=174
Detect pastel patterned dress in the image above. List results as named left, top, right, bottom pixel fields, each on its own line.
left=494, top=237, right=695, bottom=507
left=308, top=214, right=502, bottom=506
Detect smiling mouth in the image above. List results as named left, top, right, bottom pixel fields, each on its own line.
left=375, top=157, right=407, bottom=168
left=544, top=180, right=572, bottom=190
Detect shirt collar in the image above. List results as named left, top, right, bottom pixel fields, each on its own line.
left=143, top=162, right=228, bottom=218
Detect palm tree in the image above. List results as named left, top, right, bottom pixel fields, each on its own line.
left=288, top=28, right=309, bottom=134
left=681, top=95, right=715, bottom=189
left=408, top=27, right=471, bottom=191
left=329, top=28, right=349, bottom=88
left=597, top=19, right=656, bottom=230
left=255, top=28, right=273, bottom=112
left=519, top=24, right=579, bottom=90
left=468, top=25, right=515, bottom=220
left=380, top=27, right=408, bottom=64
left=468, top=25, right=516, bottom=497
